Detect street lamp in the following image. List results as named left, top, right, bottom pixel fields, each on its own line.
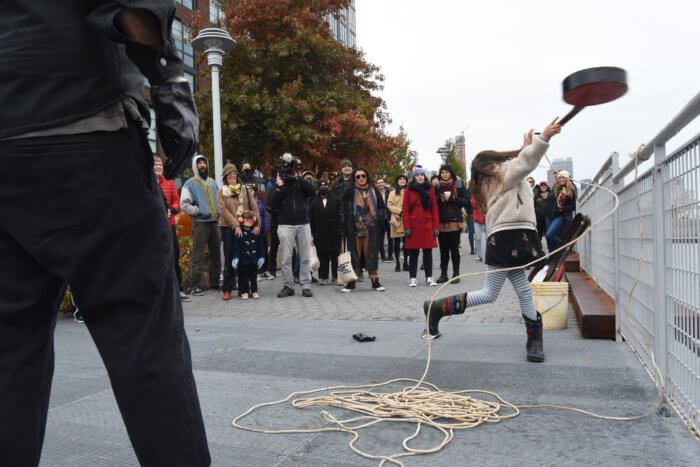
left=192, top=27, right=236, bottom=185
left=437, top=146, right=450, bottom=164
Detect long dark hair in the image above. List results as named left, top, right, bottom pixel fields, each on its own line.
left=351, top=167, right=376, bottom=191
left=394, top=175, right=408, bottom=195
left=470, top=149, right=520, bottom=213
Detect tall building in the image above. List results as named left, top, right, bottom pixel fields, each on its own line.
left=328, top=1, right=357, bottom=47
left=547, top=157, right=574, bottom=186
left=454, top=134, right=466, bottom=170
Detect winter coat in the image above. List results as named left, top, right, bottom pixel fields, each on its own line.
left=546, top=183, right=577, bottom=224
left=436, top=179, right=470, bottom=223
left=269, top=177, right=315, bottom=225
left=480, top=136, right=549, bottom=235
left=471, top=197, right=485, bottom=224
left=332, top=176, right=353, bottom=198
left=387, top=189, right=406, bottom=238
left=309, top=192, right=341, bottom=253
left=217, top=184, right=260, bottom=229
left=158, top=175, right=180, bottom=227
left=377, top=188, right=392, bottom=222
left=232, top=229, right=264, bottom=267
left=256, top=199, right=269, bottom=234
left=402, top=187, right=439, bottom=250
left=180, top=155, right=221, bottom=223
left=339, top=185, right=387, bottom=237
left=534, top=188, right=551, bottom=221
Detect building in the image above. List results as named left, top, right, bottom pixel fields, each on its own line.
left=454, top=134, right=466, bottom=170
left=328, top=1, right=357, bottom=47
left=547, top=157, right=574, bottom=186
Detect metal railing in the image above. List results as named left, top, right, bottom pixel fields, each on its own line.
left=577, top=91, right=700, bottom=435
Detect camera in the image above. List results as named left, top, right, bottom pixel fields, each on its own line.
left=277, top=152, right=303, bottom=179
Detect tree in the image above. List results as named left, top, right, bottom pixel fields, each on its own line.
left=375, top=127, right=417, bottom=184
left=441, top=138, right=467, bottom=181
left=189, top=0, right=402, bottom=176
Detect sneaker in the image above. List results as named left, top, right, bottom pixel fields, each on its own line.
left=191, top=288, right=204, bottom=296
left=426, top=277, right=438, bottom=286
left=252, top=292, right=260, bottom=299
left=302, top=288, right=313, bottom=297
left=73, top=309, right=84, bottom=324
left=263, top=271, right=272, bottom=279
left=294, top=277, right=300, bottom=284
left=409, top=278, right=418, bottom=287
left=222, top=292, right=231, bottom=300
left=241, top=293, right=249, bottom=300
left=267, top=273, right=276, bottom=280
left=320, top=278, right=330, bottom=285
left=180, top=290, right=191, bottom=302
left=341, top=281, right=356, bottom=293
left=277, top=287, right=295, bottom=298
left=476, top=256, right=483, bottom=262
left=371, top=278, right=386, bottom=292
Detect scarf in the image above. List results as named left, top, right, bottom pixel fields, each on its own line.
left=353, top=183, right=378, bottom=237
left=191, top=177, right=218, bottom=222
left=439, top=178, right=456, bottom=197
left=229, top=183, right=241, bottom=196
left=413, top=182, right=432, bottom=210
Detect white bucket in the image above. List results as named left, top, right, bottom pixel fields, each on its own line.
left=531, top=281, right=569, bottom=330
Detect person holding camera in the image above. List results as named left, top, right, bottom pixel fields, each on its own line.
left=269, top=155, right=316, bottom=298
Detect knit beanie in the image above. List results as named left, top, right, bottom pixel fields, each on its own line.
left=340, top=158, right=353, bottom=169
left=223, top=163, right=238, bottom=181
left=411, top=165, right=426, bottom=178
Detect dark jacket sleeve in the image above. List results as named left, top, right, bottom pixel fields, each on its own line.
left=232, top=236, right=241, bottom=260
left=375, top=188, right=386, bottom=222
left=338, top=192, right=348, bottom=235
left=269, top=186, right=286, bottom=210
left=452, top=184, right=469, bottom=209
left=86, top=1, right=182, bottom=85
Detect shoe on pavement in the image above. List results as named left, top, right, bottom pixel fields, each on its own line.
left=320, top=278, right=330, bottom=285
left=302, top=288, right=313, bottom=297
left=409, top=278, right=418, bottom=287
left=277, top=287, right=295, bottom=298
left=436, top=274, right=449, bottom=284
left=241, top=293, right=249, bottom=300
left=222, top=292, right=231, bottom=300
left=476, top=256, right=483, bottom=262
left=191, top=288, right=204, bottom=296
left=341, top=281, right=356, bottom=293
left=371, top=278, right=386, bottom=291
left=252, top=292, right=260, bottom=299
left=180, top=290, right=191, bottom=302
left=294, top=277, right=300, bottom=284
left=426, top=277, right=438, bottom=286
left=452, top=276, right=461, bottom=284
left=394, top=264, right=401, bottom=272
left=267, top=274, right=276, bottom=280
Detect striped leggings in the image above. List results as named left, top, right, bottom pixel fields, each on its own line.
left=466, top=266, right=537, bottom=320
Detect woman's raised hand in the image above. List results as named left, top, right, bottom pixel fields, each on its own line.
left=522, top=129, right=534, bottom=148
left=542, top=117, right=562, bottom=139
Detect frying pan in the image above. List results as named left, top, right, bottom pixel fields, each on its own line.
left=559, top=66, right=628, bottom=125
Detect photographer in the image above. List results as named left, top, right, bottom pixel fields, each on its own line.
left=269, top=155, right=316, bottom=298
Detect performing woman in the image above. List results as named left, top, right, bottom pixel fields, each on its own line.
left=422, top=118, right=562, bottom=362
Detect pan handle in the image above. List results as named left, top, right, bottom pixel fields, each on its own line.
left=559, top=105, right=584, bottom=126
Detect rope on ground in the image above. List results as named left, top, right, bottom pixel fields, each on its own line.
left=232, top=150, right=666, bottom=466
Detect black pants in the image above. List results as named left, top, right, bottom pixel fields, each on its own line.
left=318, top=249, right=339, bottom=280
left=172, top=225, right=183, bottom=289
left=438, top=230, right=461, bottom=276
left=393, top=237, right=406, bottom=265
left=237, top=264, right=258, bottom=294
left=409, top=248, right=433, bottom=279
left=536, top=216, right=547, bottom=242
left=0, top=124, right=210, bottom=466
left=268, top=224, right=279, bottom=275
left=378, top=220, right=393, bottom=260
left=221, top=226, right=237, bottom=293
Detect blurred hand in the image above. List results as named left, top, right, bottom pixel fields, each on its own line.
left=404, top=229, right=412, bottom=238
left=253, top=226, right=260, bottom=235
left=542, top=117, right=562, bottom=139
left=235, top=226, right=243, bottom=238
left=232, top=258, right=239, bottom=269
left=522, top=129, right=534, bottom=148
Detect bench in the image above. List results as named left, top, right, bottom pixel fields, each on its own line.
left=567, top=272, right=615, bottom=339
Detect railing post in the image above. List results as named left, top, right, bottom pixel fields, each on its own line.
left=610, top=153, right=623, bottom=342
left=652, top=144, right=669, bottom=384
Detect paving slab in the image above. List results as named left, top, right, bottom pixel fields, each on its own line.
left=41, top=312, right=699, bottom=466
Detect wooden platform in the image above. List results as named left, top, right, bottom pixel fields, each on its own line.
left=567, top=271, right=616, bottom=339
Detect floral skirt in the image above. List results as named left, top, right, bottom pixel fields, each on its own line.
left=485, top=228, right=544, bottom=268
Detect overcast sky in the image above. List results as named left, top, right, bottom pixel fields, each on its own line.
left=356, top=0, right=700, bottom=183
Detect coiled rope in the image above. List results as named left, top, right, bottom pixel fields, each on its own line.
left=232, top=149, right=666, bottom=466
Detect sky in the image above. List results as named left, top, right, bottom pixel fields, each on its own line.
left=355, top=0, right=700, bottom=183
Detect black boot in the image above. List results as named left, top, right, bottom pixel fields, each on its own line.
left=436, top=271, right=449, bottom=283
left=452, top=264, right=460, bottom=284
left=403, top=260, right=409, bottom=272
left=394, top=262, right=401, bottom=272
left=524, top=312, right=545, bottom=362
left=470, top=245, right=475, bottom=255
left=422, top=293, right=467, bottom=338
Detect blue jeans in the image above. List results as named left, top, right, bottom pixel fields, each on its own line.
left=474, top=222, right=487, bottom=257
left=545, top=216, right=564, bottom=252
left=467, top=217, right=474, bottom=248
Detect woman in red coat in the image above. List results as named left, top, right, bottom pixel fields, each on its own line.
left=402, top=165, right=439, bottom=287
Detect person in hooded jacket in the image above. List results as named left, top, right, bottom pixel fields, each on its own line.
left=309, top=179, right=341, bottom=284
left=435, top=164, right=470, bottom=284
left=403, top=166, right=440, bottom=287
left=181, top=155, right=222, bottom=296
left=387, top=174, right=409, bottom=272
left=545, top=171, right=577, bottom=252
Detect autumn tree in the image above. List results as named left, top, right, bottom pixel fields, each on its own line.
left=375, top=127, right=417, bottom=184
left=189, top=0, right=402, bottom=175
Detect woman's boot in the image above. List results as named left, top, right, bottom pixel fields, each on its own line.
left=422, top=293, right=467, bottom=338
left=524, top=312, right=545, bottom=362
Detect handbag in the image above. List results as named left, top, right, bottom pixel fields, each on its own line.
left=337, top=237, right=358, bottom=285
left=310, top=244, right=320, bottom=271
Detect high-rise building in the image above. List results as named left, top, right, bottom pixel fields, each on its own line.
left=455, top=134, right=466, bottom=170
left=547, top=157, right=574, bottom=186
left=328, top=1, right=357, bottom=47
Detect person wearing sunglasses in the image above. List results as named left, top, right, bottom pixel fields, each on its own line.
left=338, top=168, right=387, bottom=292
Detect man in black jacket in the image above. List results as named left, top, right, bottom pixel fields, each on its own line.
left=270, top=165, right=316, bottom=297
left=309, top=180, right=341, bottom=284
left=0, top=2, right=208, bottom=465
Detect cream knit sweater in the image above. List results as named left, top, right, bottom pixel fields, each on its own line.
left=483, top=136, right=549, bottom=235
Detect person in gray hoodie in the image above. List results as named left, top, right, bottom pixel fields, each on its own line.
left=181, top=155, right=221, bottom=295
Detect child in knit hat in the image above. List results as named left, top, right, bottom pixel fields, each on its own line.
left=232, top=211, right=265, bottom=299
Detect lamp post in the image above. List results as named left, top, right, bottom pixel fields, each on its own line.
left=192, top=28, right=236, bottom=185
left=437, top=146, right=450, bottom=165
